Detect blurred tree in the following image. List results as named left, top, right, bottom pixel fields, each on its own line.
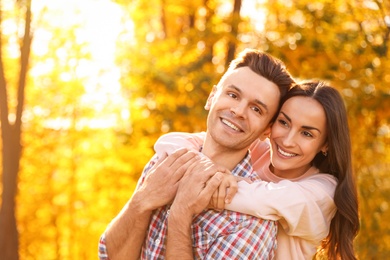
left=15, top=3, right=137, bottom=259
left=0, top=1, right=32, bottom=259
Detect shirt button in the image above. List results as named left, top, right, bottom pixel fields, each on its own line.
left=155, top=238, right=161, bottom=245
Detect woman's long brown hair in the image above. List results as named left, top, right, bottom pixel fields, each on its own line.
left=282, top=82, right=360, bottom=260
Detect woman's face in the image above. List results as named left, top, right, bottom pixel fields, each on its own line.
left=269, top=96, right=328, bottom=179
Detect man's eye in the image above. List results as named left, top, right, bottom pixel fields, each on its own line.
left=228, top=93, right=237, bottom=99
left=252, top=106, right=262, bottom=115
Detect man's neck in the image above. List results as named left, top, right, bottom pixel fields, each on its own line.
left=201, top=141, right=249, bottom=171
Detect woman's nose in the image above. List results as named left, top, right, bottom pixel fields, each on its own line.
left=281, top=131, right=296, bottom=147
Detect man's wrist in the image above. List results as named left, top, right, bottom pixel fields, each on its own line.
left=169, top=205, right=193, bottom=226
left=129, top=190, right=155, bottom=216
left=166, top=205, right=194, bottom=259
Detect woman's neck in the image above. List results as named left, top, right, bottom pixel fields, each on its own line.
left=270, top=164, right=313, bottom=179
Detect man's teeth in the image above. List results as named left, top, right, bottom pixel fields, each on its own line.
left=278, top=146, right=296, bottom=157
left=222, top=119, right=240, bottom=131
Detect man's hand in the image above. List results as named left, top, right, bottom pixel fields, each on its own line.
left=166, top=157, right=226, bottom=259
left=170, top=156, right=226, bottom=217
left=137, top=148, right=200, bottom=211
left=104, top=148, right=201, bottom=260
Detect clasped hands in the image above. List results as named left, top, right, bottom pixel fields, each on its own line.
left=139, top=148, right=249, bottom=216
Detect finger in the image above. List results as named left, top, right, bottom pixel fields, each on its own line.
left=200, top=172, right=223, bottom=199
left=163, top=148, right=191, bottom=167
left=245, top=177, right=253, bottom=184
left=216, top=183, right=226, bottom=210
left=184, top=157, right=214, bottom=179
left=172, top=155, right=201, bottom=181
left=212, top=186, right=223, bottom=211
left=211, top=189, right=219, bottom=210
left=224, top=180, right=238, bottom=204
left=168, top=150, right=199, bottom=171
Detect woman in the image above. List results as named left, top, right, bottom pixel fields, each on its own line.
left=155, top=81, right=359, bottom=259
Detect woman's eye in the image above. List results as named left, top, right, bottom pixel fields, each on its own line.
left=278, top=119, right=288, bottom=127
left=302, top=131, right=313, bottom=138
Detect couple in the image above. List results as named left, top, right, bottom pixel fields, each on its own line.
left=99, top=49, right=359, bottom=259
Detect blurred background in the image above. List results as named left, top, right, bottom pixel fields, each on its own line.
left=0, top=0, right=389, bottom=259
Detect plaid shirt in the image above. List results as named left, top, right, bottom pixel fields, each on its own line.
left=99, top=152, right=277, bottom=260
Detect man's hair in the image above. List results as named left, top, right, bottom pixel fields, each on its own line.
left=226, top=49, right=295, bottom=120
left=228, top=48, right=295, bottom=101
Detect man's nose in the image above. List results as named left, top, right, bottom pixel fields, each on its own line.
left=230, top=103, right=246, bottom=118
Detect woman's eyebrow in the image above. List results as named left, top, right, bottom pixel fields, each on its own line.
left=281, top=111, right=321, bottom=133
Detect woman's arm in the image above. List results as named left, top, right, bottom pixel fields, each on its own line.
left=225, top=174, right=337, bottom=242
left=154, top=132, right=206, bottom=156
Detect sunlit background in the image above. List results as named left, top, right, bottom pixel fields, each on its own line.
left=0, top=0, right=389, bottom=259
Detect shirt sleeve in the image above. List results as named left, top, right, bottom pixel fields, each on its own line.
left=98, top=233, right=109, bottom=260
left=154, top=132, right=205, bottom=156
left=134, top=154, right=159, bottom=190
left=225, top=174, right=337, bottom=242
left=98, top=155, right=160, bottom=259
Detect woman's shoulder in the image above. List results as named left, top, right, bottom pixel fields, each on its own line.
left=295, top=172, right=338, bottom=198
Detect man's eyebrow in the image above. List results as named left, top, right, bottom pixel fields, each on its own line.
left=227, top=85, right=269, bottom=112
left=280, top=111, right=321, bottom=133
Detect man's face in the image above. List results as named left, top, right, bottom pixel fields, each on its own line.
left=205, top=66, right=280, bottom=151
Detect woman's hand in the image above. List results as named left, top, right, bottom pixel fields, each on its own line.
left=209, top=175, right=253, bottom=210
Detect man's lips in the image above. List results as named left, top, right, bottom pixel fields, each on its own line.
left=221, top=118, right=242, bottom=132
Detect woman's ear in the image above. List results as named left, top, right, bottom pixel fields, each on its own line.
left=204, top=85, right=218, bottom=110
left=259, top=124, right=272, bottom=141
left=321, top=144, right=329, bottom=156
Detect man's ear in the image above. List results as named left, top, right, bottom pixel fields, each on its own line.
left=204, top=85, right=218, bottom=110
left=259, top=124, right=272, bottom=141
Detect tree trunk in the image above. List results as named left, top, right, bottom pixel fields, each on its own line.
left=0, top=127, right=21, bottom=260
left=225, top=0, right=242, bottom=66
left=160, top=0, right=167, bottom=38
left=0, top=1, right=32, bottom=259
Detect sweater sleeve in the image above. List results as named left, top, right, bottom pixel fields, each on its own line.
left=225, top=174, right=337, bottom=242
left=154, top=132, right=206, bottom=156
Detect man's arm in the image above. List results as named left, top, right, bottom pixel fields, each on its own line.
left=101, top=148, right=200, bottom=260
left=103, top=189, right=154, bottom=260
left=166, top=157, right=225, bottom=259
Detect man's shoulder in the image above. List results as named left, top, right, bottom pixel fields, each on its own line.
left=232, top=151, right=256, bottom=178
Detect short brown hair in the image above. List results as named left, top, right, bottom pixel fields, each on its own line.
left=226, top=49, right=295, bottom=122
left=228, top=49, right=295, bottom=102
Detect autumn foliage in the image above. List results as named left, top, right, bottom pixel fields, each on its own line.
left=0, top=0, right=389, bottom=259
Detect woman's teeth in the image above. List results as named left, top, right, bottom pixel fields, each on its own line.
left=278, top=146, right=297, bottom=157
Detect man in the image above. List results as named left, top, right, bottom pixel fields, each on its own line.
left=98, top=49, right=295, bottom=259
